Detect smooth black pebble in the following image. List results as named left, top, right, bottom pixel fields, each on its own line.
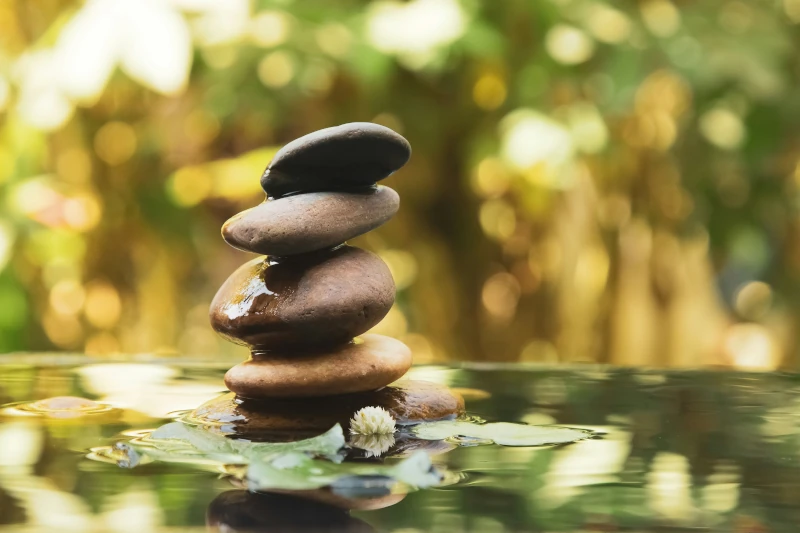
left=261, top=122, right=411, bottom=198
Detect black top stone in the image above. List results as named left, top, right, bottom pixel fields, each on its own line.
left=261, top=122, right=411, bottom=198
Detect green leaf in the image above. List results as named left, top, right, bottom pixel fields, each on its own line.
left=133, top=422, right=346, bottom=464
left=247, top=450, right=442, bottom=492
left=115, top=422, right=445, bottom=492
left=410, top=420, right=590, bottom=447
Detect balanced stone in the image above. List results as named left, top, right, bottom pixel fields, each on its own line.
left=224, top=334, right=412, bottom=398
left=222, top=186, right=399, bottom=256
left=210, top=246, right=394, bottom=351
left=189, top=380, right=465, bottom=434
left=261, top=123, right=411, bottom=198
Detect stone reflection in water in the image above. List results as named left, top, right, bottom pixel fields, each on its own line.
left=207, top=489, right=405, bottom=532
left=349, top=433, right=396, bottom=458
left=188, top=380, right=464, bottom=437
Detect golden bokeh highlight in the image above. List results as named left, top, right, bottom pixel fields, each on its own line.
left=49, top=279, right=85, bottom=316
left=84, top=280, right=122, bottom=330
left=723, top=323, right=778, bottom=370
left=257, top=51, right=295, bottom=88
left=250, top=10, right=291, bottom=48
left=699, top=108, right=745, bottom=150
left=378, top=249, right=419, bottom=291
left=42, top=310, right=83, bottom=348
left=167, top=167, right=213, bottom=207
left=94, top=122, right=137, bottom=166
left=85, top=332, right=121, bottom=355
left=584, top=4, right=631, bottom=44
left=63, top=193, right=102, bottom=232
left=734, top=281, right=772, bottom=320
left=315, top=23, right=353, bottom=58
left=471, top=157, right=510, bottom=198
left=479, top=199, right=516, bottom=241
left=473, top=73, right=507, bottom=111
left=482, top=272, right=521, bottom=321
left=545, top=25, right=595, bottom=65
left=56, top=148, right=92, bottom=184
left=640, top=0, right=681, bottom=37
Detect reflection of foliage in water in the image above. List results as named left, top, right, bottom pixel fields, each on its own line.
left=3, top=364, right=800, bottom=529
left=0, top=2, right=799, bottom=368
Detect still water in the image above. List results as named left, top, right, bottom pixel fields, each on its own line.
left=1, top=357, right=799, bottom=532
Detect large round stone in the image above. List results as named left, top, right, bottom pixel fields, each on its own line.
left=224, top=334, right=412, bottom=398
left=222, top=186, right=399, bottom=256
left=261, top=123, right=411, bottom=198
left=188, top=380, right=465, bottom=436
left=209, top=246, right=394, bottom=351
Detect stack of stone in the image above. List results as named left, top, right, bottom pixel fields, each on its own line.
left=205, top=123, right=463, bottom=433
left=210, top=123, right=412, bottom=399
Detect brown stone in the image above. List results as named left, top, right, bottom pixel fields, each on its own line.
left=209, top=246, right=394, bottom=351
left=188, top=380, right=465, bottom=437
left=224, top=334, right=412, bottom=398
left=222, top=186, right=399, bottom=256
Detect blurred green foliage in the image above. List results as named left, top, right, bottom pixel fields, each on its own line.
left=1, top=0, right=800, bottom=367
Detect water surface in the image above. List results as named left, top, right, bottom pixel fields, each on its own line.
left=1, top=358, right=799, bottom=532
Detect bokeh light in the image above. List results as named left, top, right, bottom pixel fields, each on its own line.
left=0, top=0, right=795, bottom=371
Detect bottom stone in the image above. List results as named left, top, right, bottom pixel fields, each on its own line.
left=188, top=380, right=464, bottom=437
left=224, top=334, right=412, bottom=399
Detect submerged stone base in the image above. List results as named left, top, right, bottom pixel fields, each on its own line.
left=207, top=490, right=386, bottom=532
left=188, top=380, right=464, bottom=437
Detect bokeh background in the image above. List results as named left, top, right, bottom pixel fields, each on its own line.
left=1, top=0, right=799, bottom=369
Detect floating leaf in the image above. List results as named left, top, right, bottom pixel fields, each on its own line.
left=410, top=420, right=590, bottom=447
left=103, top=421, right=446, bottom=492
left=247, top=450, right=442, bottom=492
left=131, top=422, right=346, bottom=465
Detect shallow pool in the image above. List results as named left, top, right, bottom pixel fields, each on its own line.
left=1, top=357, right=798, bottom=532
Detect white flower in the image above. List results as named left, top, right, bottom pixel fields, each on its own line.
left=349, top=406, right=396, bottom=436
left=350, top=433, right=396, bottom=457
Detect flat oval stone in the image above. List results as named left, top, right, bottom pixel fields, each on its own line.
left=261, top=123, right=411, bottom=198
left=222, top=186, right=399, bottom=256
left=224, top=334, right=412, bottom=398
left=188, top=380, right=465, bottom=436
left=209, top=246, right=394, bottom=351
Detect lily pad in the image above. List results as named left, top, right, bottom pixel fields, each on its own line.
left=410, top=420, right=590, bottom=447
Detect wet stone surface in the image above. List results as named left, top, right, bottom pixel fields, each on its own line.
left=223, top=334, right=413, bottom=399
left=222, top=186, right=399, bottom=256
left=209, top=246, right=395, bottom=351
